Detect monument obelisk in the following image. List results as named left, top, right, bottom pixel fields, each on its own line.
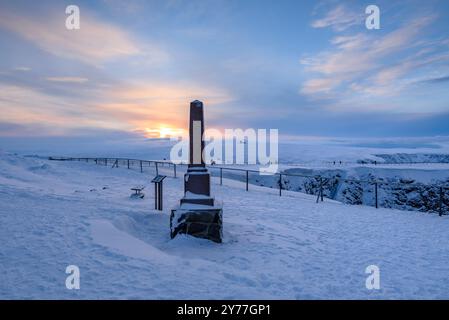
left=170, top=100, right=223, bottom=243
left=182, top=100, right=213, bottom=205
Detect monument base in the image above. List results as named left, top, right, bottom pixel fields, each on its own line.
left=170, top=203, right=223, bottom=243
left=180, top=193, right=214, bottom=206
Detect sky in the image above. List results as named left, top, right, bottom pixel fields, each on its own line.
left=0, top=0, right=449, bottom=142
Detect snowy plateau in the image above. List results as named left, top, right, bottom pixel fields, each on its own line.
left=1, top=151, right=449, bottom=299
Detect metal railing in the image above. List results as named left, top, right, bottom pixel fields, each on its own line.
left=48, top=156, right=449, bottom=216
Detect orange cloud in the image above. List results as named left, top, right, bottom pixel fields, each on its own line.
left=93, top=81, right=234, bottom=136
left=0, top=80, right=234, bottom=138
left=45, top=77, right=89, bottom=83
left=0, top=9, right=167, bottom=66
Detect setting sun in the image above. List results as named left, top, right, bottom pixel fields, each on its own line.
left=144, top=126, right=186, bottom=138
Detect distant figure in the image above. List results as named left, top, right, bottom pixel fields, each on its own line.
left=211, top=159, right=216, bottom=166
left=339, top=161, right=342, bottom=165
left=333, top=161, right=336, bottom=165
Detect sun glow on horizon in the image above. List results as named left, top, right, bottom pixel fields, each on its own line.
left=144, top=126, right=186, bottom=139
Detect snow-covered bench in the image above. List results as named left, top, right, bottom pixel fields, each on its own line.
left=130, top=186, right=145, bottom=199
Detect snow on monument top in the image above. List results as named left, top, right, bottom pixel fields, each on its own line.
left=191, top=100, right=203, bottom=107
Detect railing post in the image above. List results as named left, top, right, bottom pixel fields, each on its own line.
left=105, top=158, right=107, bottom=166
left=320, top=177, right=324, bottom=202
left=116, top=158, right=118, bottom=167
left=220, top=168, right=223, bottom=185
left=174, top=164, right=177, bottom=178
left=316, top=177, right=323, bottom=203
left=140, top=160, right=143, bottom=173
left=375, top=182, right=378, bottom=209
left=246, top=170, right=249, bottom=191
left=127, top=159, right=130, bottom=169
left=156, top=162, right=159, bottom=175
left=279, top=174, right=282, bottom=196
left=439, top=187, right=444, bottom=217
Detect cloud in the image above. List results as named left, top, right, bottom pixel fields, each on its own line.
left=45, top=77, right=89, bottom=83
left=311, top=5, right=363, bottom=31
left=14, top=67, right=31, bottom=72
left=93, top=81, right=235, bottom=132
left=0, top=78, right=234, bottom=137
left=101, top=0, right=146, bottom=14
left=300, top=12, right=449, bottom=109
left=0, top=9, right=167, bottom=66
left=373, top=63, right=411, bottom=86
left=0, top=121, right=65, bottom=136
left=0, top=84, right=111, bottom=130
left=303, top=15, right=433, bottom=77
left=300, top=78, right=341, bottom=95
left=421, top=75, right=449, bottom=84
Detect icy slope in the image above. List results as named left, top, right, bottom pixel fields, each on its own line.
left=280, top=166, right=449, bottom=213
left=1, top=152, right=449, bottom=299
left=373, top=153, right=449, bottom=164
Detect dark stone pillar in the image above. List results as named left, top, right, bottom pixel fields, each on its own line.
left=170, top=100, right=223, bottom=243
left=189, top=100, right=205, bottom=167
left=182, top=100, right=214, bottom=206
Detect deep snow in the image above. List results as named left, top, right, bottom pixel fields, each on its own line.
left=1, top=152, right=449, bottom=299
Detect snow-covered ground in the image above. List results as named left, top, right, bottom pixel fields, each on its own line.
left=1, top=152, right=449, bottom=299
